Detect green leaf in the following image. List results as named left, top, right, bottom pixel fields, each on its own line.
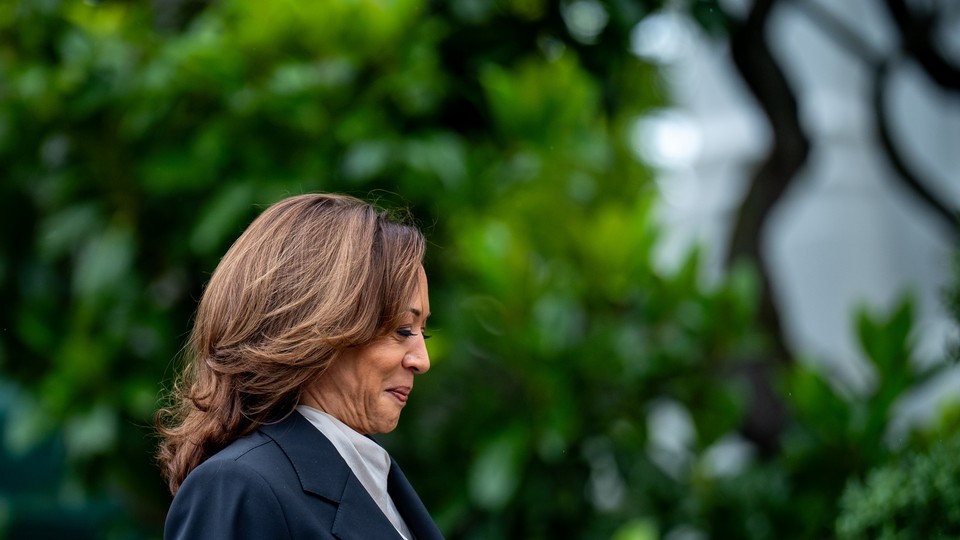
left=37, top=203, right=101, bottom=260
left=610, top=519, right=658, bottom=540
left=857, top=297, right=914, bottom=376
left=342, top=139, right=392, bottom=182
left=468, top=428, right=527, bottom=510
left=63, top=404, right=117, bottom=459
left=73, top=225, right=135, bottom=301
left=189, top=182, right=256, bottom=255
left=403, top=132, right=467, bottom=187
left=3, top=391, right=53, bottom=457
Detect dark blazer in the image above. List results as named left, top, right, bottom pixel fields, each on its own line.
left=164, top=412, right=444, bottom=540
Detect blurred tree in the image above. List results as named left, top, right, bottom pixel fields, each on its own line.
left=679, top=0, right=960, bottom=453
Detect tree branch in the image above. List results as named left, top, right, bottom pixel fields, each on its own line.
left=723, top=0, right=808, bottom=454
left=873, top=57, right=959, bottom=238
left=725, top=0, right=810, bottom=363
left=789, top=0, right=959, bottom=237
left=883, top=0, right=960, bottom=91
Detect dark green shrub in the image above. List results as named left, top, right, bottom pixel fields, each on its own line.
left=837, top=434, right=960, bottom=539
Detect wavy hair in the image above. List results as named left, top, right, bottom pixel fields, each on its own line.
left=156, top=193, right=425, bottom=494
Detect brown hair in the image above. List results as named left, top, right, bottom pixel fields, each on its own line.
left=156, top=193, right=425, bottom=495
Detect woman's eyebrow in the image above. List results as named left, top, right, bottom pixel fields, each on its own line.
left=409, top=308, right=431, bottom=319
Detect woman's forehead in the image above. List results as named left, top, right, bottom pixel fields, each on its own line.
left=410, top=270, right=430, bottom=319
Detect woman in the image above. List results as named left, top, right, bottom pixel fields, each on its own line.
left=157, top=193, right=443, bottom=540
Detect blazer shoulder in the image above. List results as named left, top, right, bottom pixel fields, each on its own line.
left=166, top=440, right=294, bottom=540
left=205, top=430, right=280, bottom=468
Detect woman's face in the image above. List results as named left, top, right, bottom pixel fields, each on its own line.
left=303, top=269, right=431, bottom=434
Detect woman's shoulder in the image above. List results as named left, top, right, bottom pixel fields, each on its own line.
left=167, top=431, right=297, bottom=540
left=196, top=429, right=288, bottom=477
left=174, top=429, right=301, bottom=512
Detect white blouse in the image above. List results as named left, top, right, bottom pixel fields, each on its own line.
left=296, top=405, right=412, bottom=540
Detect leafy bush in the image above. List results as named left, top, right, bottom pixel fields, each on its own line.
left=836, top=435, right=960, bottom=539
left=834, top=255, right=960, bottom=539
left=1, top=0, right=674, bottom=536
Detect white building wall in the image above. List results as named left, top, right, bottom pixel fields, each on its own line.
left=635, top=1, right=960, bottom=420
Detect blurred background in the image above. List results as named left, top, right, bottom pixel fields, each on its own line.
left=1, top=0, right=958, bottom=538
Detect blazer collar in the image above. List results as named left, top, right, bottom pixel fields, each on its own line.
left=259, top=412, right=405, bottom=540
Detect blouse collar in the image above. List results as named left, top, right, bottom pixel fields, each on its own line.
left=296, top=405, right=411, bottom=539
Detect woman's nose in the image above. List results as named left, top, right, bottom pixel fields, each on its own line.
left=403, top=338, right=431, bottom=374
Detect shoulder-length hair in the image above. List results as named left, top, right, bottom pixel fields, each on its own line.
left=156, top=193, right=425, bottom=495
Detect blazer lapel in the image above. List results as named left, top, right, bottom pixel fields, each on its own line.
left=260, top=412, right=404, bottom=540
left=388, top=460, right=445, bottom=540
left=331, top=473, right=405, bottom=540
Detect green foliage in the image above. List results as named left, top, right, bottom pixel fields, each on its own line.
left=395, top=192, right=765, bottom=537
left=836, top=434, right=960, bottom=539
left=768, top=297, right=941, bottom=539
left=784, top=299, right=927, bottom=464
left=1, top=0, right=674, bottom=536
left=832, top=258, right=960, bottom=540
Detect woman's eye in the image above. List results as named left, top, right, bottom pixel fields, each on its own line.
left=397, top=327, right=431, bottom=339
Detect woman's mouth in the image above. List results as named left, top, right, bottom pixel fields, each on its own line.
left=387, top=387, right=410, bottom=403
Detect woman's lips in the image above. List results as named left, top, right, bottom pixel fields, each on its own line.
left=387, top=387, right=410, bottom=403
